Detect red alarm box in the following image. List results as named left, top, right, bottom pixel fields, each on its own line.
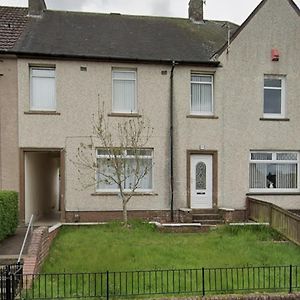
left=271, top=49, right=280, bottom=61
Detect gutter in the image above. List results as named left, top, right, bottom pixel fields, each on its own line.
left=7, top=51, right=220, bottom=67
left=170, top=61, right=176, bottom=222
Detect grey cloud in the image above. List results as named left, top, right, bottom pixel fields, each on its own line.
left=45, top=0, right=89, bottom=11
left=150, top=0, right=172, bottom=16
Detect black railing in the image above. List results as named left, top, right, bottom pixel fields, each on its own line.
left=18, top=265, right=300, bottom=299
left=0, top=263, right=23, bottom=300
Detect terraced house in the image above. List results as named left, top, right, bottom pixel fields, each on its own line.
left=0, top=6, right=28, bottom=196
left=1, top=0, right=300, bottom=224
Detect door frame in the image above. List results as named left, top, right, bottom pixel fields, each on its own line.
left=19, top=147, right=66, bottom=223
left=186, top=150, right=218, bottom=209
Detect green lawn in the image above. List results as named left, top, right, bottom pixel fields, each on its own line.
left=42, top=222, right=300, bottom=273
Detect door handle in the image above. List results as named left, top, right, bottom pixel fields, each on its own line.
left=197, top=192, right=206, bottom=195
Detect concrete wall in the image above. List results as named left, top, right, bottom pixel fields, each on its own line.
left=0, top=57, right=19, bottom=192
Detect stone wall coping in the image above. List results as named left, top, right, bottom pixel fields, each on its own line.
left=161, top=223, right=202, bottom=227
left=48, top=222, right=109, bottom=233
left=219, top=207, right=235, bottom=212
left=229, top=222, right=270, bottom=226
left=179, top=208, right=193, bottom=212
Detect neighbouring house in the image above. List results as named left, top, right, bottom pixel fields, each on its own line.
left=0, top=6, right=28, bottom=194
left=2, top=0, right=300, bottom=224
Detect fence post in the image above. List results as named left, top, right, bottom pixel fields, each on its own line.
left=289, top=265, right=293, bottom=294
left=106, top=271, right=109, bottom=300
left=5, top=266, right=11, bottom=300
left=202, top=267, right=205, bottom=296
left=246, top=197, right=250, bottom=220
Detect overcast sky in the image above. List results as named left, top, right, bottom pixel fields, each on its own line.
left=1, top=0, right=300, bottom=25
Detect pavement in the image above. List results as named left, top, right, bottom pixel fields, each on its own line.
left=0, top=227, right=29, bottom=263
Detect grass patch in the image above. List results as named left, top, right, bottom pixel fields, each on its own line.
left=42, top=222, right=300, bottom=273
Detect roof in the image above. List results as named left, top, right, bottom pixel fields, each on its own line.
left=0, top=6, right=28, bottom=51
left=13, top=10, right=238, bottom=64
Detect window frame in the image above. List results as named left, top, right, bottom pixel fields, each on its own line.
left=249, top=151, right=300, bottom=193
left=263, top=75, right=286, bottom=119
left=112, top=69, right=137, bottom=114
left=190, top=73, right=214, bottom=116
left=30, top=66, right=56, bottom=112
left=95, top=148, right=153, bottom=193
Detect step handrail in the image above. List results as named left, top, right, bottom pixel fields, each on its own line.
left=17, top=214, right=34, bottom=264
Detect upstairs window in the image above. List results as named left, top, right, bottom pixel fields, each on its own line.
left=112, top=70, right=137, bottom=113
left=191, top=74, right=213, bottom=115
left=249, top=151, right=299, bottom=193
left=30, top=67, right=56, bottom=111
left=263, top=75, right=285, bottom=118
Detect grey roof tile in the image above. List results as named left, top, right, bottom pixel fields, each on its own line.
left=0, top=6, right=28, bottom=51
left=15, top=10, right=238, bottom=63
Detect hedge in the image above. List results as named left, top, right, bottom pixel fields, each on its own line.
left=0, top=191, right=18, bottom=242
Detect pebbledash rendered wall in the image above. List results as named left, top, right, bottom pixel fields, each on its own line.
left=18, top=60, right=172, bottom=219
left=215, top=0, right=300, bottom=210
left=172, top=0, right=300, bottom=212
left=0, top=57, right=19, bottom=192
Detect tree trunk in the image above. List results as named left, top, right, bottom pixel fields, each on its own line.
left=122, top=199, right=128, bottom=225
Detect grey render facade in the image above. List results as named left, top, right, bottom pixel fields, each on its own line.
left=0, top=7, right=28, bottom=195
left=1, top=0, right=300, bottom=223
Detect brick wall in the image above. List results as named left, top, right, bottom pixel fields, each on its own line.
left=23, top=226, right=59, bottom=275
left=65, top=210, right=171, bottom=223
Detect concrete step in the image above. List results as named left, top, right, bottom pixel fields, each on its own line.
left=192, top=214, right=222, bottom=221
left=192, top=209, right=218, bottom=214
left=0, top=256, right=19, bottom=266
left=193, top=219, right=224, bottom=225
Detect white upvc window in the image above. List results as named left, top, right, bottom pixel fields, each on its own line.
left=190, top=74, right=213, bottom=115
left=96, top=149, right=153, bottom=192
left=112, top=69, right=137, bottom=113
left=263, top=75, right=285, bottom=119
left=249, top=151, right=299, bottom=193
left=30, top=67, right=56, bottom=111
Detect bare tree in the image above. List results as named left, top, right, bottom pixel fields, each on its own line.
left=75, top=104, right=153, bottom=225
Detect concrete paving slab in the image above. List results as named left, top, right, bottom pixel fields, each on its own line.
left=0, top=227, right=28, bottom=256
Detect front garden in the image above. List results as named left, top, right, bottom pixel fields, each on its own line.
left=42, top=222, right=300, bottom=273
left=17, top=222, right=300, bottom=299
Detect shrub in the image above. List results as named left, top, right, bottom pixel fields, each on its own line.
left=0, top=191, right=18, bottom=242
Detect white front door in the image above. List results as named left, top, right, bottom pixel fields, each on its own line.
left=190, top=155, right=213, bottom=209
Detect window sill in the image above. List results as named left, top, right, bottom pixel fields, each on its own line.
left=187, top=115, right=219, bottom=119
left=260, top=118, right=290, bottom=121
left=25, top=111, right=61, bottom=115
left=91, top=192, right=158, bottom=196
left=108, top=113, right=141, bottom=118
left=247, top=192, right=300, bottom=196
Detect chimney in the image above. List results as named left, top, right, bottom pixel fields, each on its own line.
left=189, top=0, right=204, bottom=23
left=28, top=0, right=47, bottom=17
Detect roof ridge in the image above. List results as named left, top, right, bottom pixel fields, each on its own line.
left=0, top=6, right=27, bottom=10
left=44, top=9, right=235, bottom=24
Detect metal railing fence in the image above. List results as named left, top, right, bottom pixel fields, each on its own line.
left=18, top=265, right=300, bottom=299
left=0, top=263, right=23, bottom=300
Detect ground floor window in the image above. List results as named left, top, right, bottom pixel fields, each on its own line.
left=249, top=151, right=299, bottom=193
left=96, top=149, right=153, bottom=192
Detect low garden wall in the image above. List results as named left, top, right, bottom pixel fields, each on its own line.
left=23, top=226, right=59, bottom=275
